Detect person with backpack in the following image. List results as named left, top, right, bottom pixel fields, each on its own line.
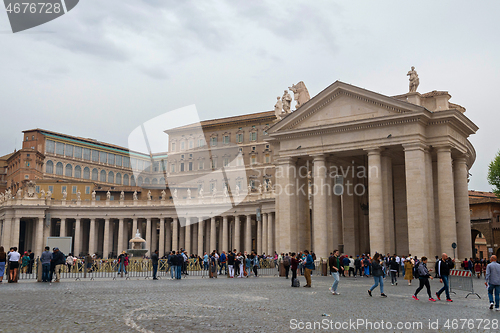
left=52, top=248, right=66, bottom=283
left=219, top=251, right=227, bottom=275
left=367, top=253, right=387, bottom=297
left=363, top=256, right=371, bottom=277
left=412, top=257, right=436, bottom=301
left=283, top=253, right=291, bottom=279
left=328, top=250, right=341, bottom=295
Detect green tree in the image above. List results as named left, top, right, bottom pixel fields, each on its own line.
left=487, top=151, right=500, bottom=196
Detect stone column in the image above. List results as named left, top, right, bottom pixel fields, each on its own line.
left=132, top=218, right=138, bottom=237
left=262, top=213, right=268, bottom=255
left=312, top=155, right=328, bottom=258
left=192, top=220, right=198, bottom=255
left=74, top=218, right=81, bottom=256
left=172, top=218, right=179, bottom=251
left=267, top=213, right=274, bottom=256
left=2, top=218, right=12, bottom=251
left=393, top=165, right=409, bottom=256
left=332, top=185, right=342, bottom=251
left=404, top=144, right=429, bottom=258
left=210, top=217, right=216, bottom=252
left=117, top=218, right=125, bottom=255
left=276, top=157, right=296, bottom=253
left=159, top=218, right=165, bottom=256
left=89, top=218, right=96, bottom=255
left=165, top=218, right=171, bottom=252
left=35, top=217, right=44, bottom=255
left=454, top=156, right=473, bottom=259
left=425, top=149, right=437, bottom=257
left=222, top=216, right=228, bottom=252
left=103, top=218, right=110, bottom=259
left=179, top=223, right=185, bottom=250
left=146, top=218, right=152, bottom=256
left=381, top=153, right=395, bottom=254
left=436, top=146, right=458, bottom=257
left=11, top=217, right=20, bottom=250
left=297, top=160, right=311, bottom=251
left=245, top=215, right=252, bottom=253
left=185, top=221, right=191, bottom=254
left=198, top=217, right=204, bottom=256
left=257, top=215, right=262, bottom=255
left=234, top=215, right=241, bottom=252
left=366, top=148, right=385, bottom=255
left=60, top=218, right=66, bottom=237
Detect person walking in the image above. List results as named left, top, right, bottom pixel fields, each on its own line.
left=0, top=246, right=6, bottom=283
left=328, top=250, right=341, bottom=295
left=252, top=253, right=260, bottom=277
left=389, top=256, right=399, bottom=286
left=354, top=255, right=362, bottom=277
left=27, top=250, right=34, bottom=275
left=237, top=253, right=244, bottom=278
left=412, top=257, right=436, bottom=301
left=219, top=251, right=227, bottom=275
left=485, top=255, right=500, bottom=310
left=404, top=257, right=414, bottom=286
left=40, top=247, right=51, bottom=282
left=363, top=256, right=371, bottom=277
left=8, top=247, right=21, bottom=283
left=283, top=253, right=291, bottom=279
left=151, top=250, right=159, bottom=280
left=117, top=251, right=126, bottom=277
left=66, top=253, right=75, bottom=274
left=303, top=250, right=314, bottom=288
left=52, top=248, right=65, bottom=283
left=367, top=253, right=387, bottom=297
left=436, top=253, right=455, bottom=302
left=175, top=251, right=183, bottom=280
left=290, top=252, right=299, bottom=286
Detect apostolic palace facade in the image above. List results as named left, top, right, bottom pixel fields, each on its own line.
left=0, top=71, right=478, bottom=261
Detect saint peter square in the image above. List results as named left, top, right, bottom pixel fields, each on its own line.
left=2, top=2, right=500, bottom=333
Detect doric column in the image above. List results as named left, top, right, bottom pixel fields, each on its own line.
left=267, top=213, right=274, bottom=256
left=234, top=215, right=241, bottom=252
left=332, top=184, right=342, bottom=251
left=35, top=217, right=44, bottom=255
left=454, top=156, right=472, bottom=259
left=198, top=217, right=204, bottom=256
left=165, top=218, right=171, bottom=252
left=103, top=218, right=110, bottom=259
left=366, top=148, right=385, bottom=255
left=222, top=216, right=228, bottom=252
left=404, top=143, right=429, bottom=258
left=2, top=218, right=12, bottom=251
left=146, top=218, right=152, bottom=256
left=185, top=221, right=191, bottom=254
left=276, top=157, right=296, bottom=253
left=153, top=220, right=159, bottom=253
left=89, top=218, right=96, bottom=255
left=245, top=215, right=252, bottom=253
left=117, top=218, right=125, bottom=255
left=210, top=217, right=216, bottom=252
left=436, top=146, right=458, bottom=257
left=393, top=165, right=409, bottom=256
left=192, top=220, right=198, bottom=255
left=74, top=218, right=81, bottom=256
left=381, top=153, right=395, bottom=254
left=425, top=149, right=437, bottom=257
left=11, top=217, right=20, bottom=249
left=60, top=218, right=66, bottom=237
left=159, top=218, right=165, bottom=256
left=297, top=160, right=311, bottom=252
left=262, top=213, right=268, bottom=255
left=172, top=218, right=179, bottom=251
left=132, top=218, right=138, bottom=237
left=257, top=215, right=262, bottom=255
left=312, top=154, right=328, bottom=258
left=179, top=223, right=185, bottom=250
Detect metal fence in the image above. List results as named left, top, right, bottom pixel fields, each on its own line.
left=3, top=257, right=278, bottom=282
left=449, top=269, right=481, bottom=298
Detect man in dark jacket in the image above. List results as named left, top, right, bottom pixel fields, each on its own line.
left=436, top=253, right=455, bottom=302
left=175, top=251, right=183, bottom=280
left=52, top=248, right=65, bottom=282
left=151, top=250, right=159, bottom=280
left=412, top=256, right=436, bottom=301
left=354, top=256, right=362, bottom=277
left=167, top=251, right=175, bottom=279
left=328, top=250, right=340, bottom=295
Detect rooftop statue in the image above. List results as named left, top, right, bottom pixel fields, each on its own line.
left=282, top=90, right=292, bottom=114
left=407, top=66, right=419, bottom=92
left=289, top=81, right=310, bottom=109
left=274, top=96, right=284, bottom=120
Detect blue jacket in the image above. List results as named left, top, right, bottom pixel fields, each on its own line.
left=40, top=251, right=52, bottom=264
left=304, top=254, right=314, bottom=269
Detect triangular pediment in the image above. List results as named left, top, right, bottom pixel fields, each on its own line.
left=269, top=81, right=426, bottom=133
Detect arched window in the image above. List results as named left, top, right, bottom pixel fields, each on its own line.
left=83, top=167, right=90, bottom=179
left=65, top=164, right=72, bottom=177
left=108, top=171, right=114, bottom=184
left=100, top=170, right=106, bottom=182
left=152, top=178, right=158, bottom=185
left=56, top=162, right=63, bottom=175
left=144, top=178, right=150, bottom=185
left=159, top=177, right=165, bottom=185
left=137, top=176, right=143, bottom=186
left=131, top=175, right=136, bottom=186
left=123, top=174, right=129, bottom=186
left=74, top=165, right=82, bottom=178
left=46, top=160, right=54, bottom=174
left=92, top=168, right=98, bottom=181
left=116, top=173, right=122, bottom=185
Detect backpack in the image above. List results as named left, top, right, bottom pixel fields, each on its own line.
left=283, top=257, right=290, bottom=266
left=413, top=262, right=420, bottom=278
left=292, top=278, right=300, bottom=287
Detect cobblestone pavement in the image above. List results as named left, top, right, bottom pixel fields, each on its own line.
left=0, top=273, right=498, bottom=333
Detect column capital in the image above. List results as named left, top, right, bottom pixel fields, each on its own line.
left=364, top=147, right=382, bottom=155
left=454, top=154, right=469, bottom=164
left=276, top=156, right=296, bottom=165
left=434, top=145, right=452, bottom=153
left=312, top=154, right=326, bottom=162
left=402, top=142, right=429, bottom=152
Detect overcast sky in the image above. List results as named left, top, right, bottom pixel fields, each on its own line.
left=0, top=0, right=498, bottom=191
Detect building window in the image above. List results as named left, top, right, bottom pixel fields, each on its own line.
left=223, top=135, right=230, bottom=144
left=65, top=144, right=73, bottom=157
left=236, top=157, right=244, bottom=166
left=83, top=148, right=91, bottom=161
left=60, top=185, right=65, bottom=193
left=46, top=140, right=55, bottom=154
left=265, top=144, right=270, bottom=149
left=116, top=173, right=122, bottom=185
left=48, top=186, right=53, bottom=193
left=74, top=146, right=82, bottom=159
left=198, top=139, right=205, bottom=147
left=108, top=154, right=115, bottom=165
left=91, top=150, right=99, bottom=162
left=56, top=162, right=63, bottom=175
left=85, top=186, right=90, bottom=195
left=92, top=168, right=98, bottom=181
left=137, top=177, right=143, bottom=186
left=55, top=142, right=65, bottom=155
left=108, top=171, right=114, bottom=183
left=24, top=175, right=29, bottom=179
left=198, top=161, right=204, bottom=170
left=181, top=154, right=184, bottom=160
left=74, top=165, right=82, bottom=178
left=180, top=141, right=185, bottom=151
left=72, top=186, right=77, bottom=194
left=83, top=167, right=90, bottom=179
left=265, top=154, right=270, bottom=164
left=131, top=176, right=136, bottom=186
left=65, top=164, right=72, bottom=177
left=210, top=182, right=216, bottom=192
left=250, top=132, right=257, bottom=141
left=236, top=133, right=243, bottom=143
left=123, top=157, right=130, bottom=168
left=35, top=186, right=40, bottom=193
left=115, top=155, right=122, bottom=167
left=211, top=159, right=217, bottom=169
left=188, top=162, right=193, bottom=171
left=189, top=140, right=194, bottom=149
left=171, top=164, right=175, bottom=173
left=180, top=163, right=185, bottom=172
left=251, top=155, right=256, bottom=165
left=252, top=146, right=256, bottom=152
left=99, top=151, right=107, bottom=164
left=32, top=135, right=34, bottom=140
left=123, top=174, right=129, bottom=185
left=25, top=161, right=30, bottom=167
left=152, top=178, right=158, bottom=185
left=223, top=157, right=229, bottom=167
left=210, top=137, right=217, bottom=146
left=100, top=170, right=106, bottom=182
left=171, top=142, right=176, bottom=152
left=144, top=178, right=150, bottom=185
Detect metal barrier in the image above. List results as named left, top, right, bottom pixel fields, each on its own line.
left=449, top=269, right=481, bottom=298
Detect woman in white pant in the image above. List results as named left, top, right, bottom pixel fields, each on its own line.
left=238, top=253, right=245, bottom=278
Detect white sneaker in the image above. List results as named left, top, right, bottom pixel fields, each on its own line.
left=496, top=308, right=500, bottom=311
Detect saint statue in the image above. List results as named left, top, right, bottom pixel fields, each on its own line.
left=247, top=184, right=252, bottom=194
left=173, top=189, right=178, bottom=199
left=40, top=189, right=45, bottom=199
left=161, top=190, right=166, bottom=200
left=16, top=189, right=22, bottom=199
left=147, top=190, right=152, bottom=201
left=212, top=187, right=217, bottom=198
left=274, top=96, right=284, bottom=120
left=120, top=191, right=125, bottom=201
left=258, top=184, right=262, bottom=194
left=223, top=186, right=228, bottom=197
left=235, top=184, right=240, bottom=197
left=92, top=190, right=96, bottom=200
left=198, top=187, right=204, bottom=198
left=77, top=190, right=81, bottom=201
left=407, top=66, right=419, bottom=92
left=133, top=190, right=138, bottom=201
left=187, top=188, right=191, bottom=199
left=289, top=81, right=311, bottom=109
left=46, top=190, right=52, bottom=199
left=106, top=191, right=111, bottom=200
left=282, top=90, right=292, bottom=113
left=62, top=190, right=67, bottom=200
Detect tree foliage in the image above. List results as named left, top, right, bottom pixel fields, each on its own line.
left=487, top=151, right=500, bottom=197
